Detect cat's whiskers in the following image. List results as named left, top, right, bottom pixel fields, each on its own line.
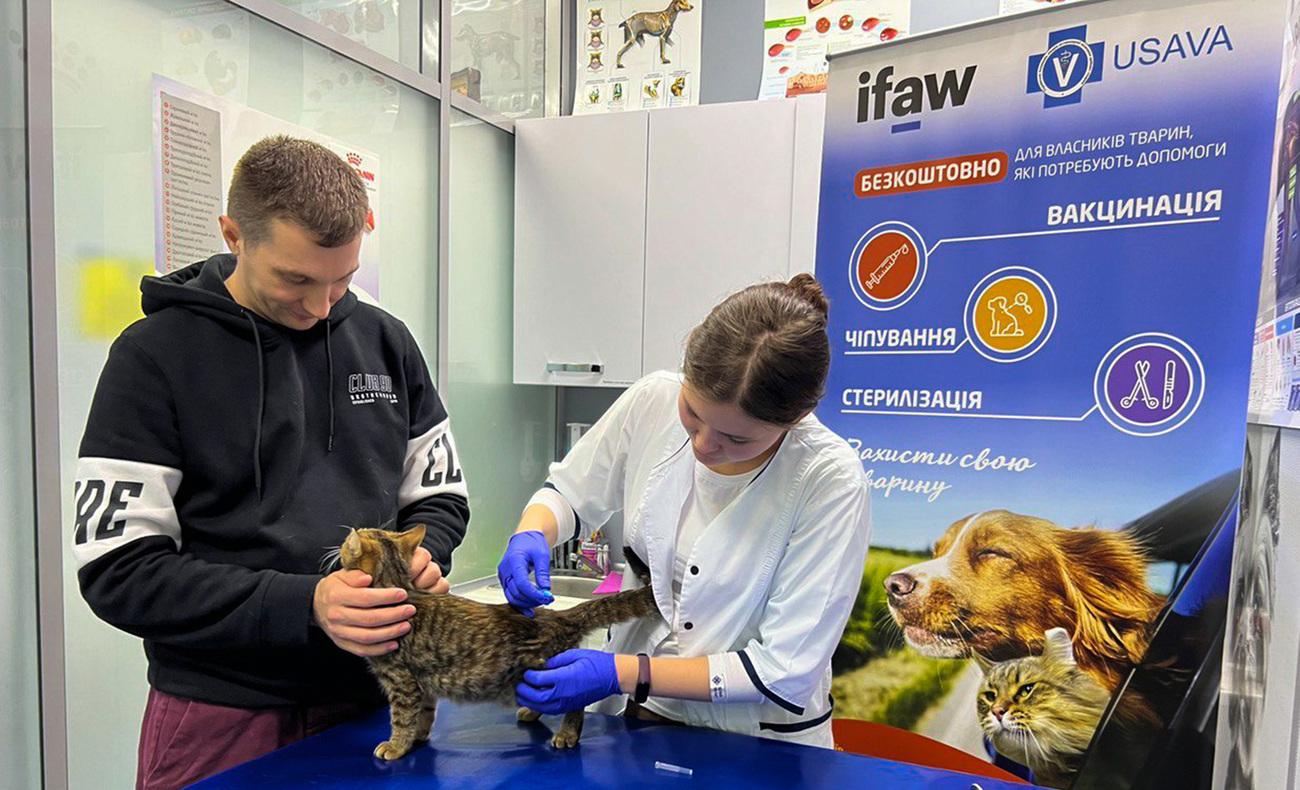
left=1025, top=725, right=1050, bottom=764
left=319, top=544, right=344, bottom=572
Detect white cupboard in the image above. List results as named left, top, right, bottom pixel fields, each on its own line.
left=514, top=95, right=826, bottom=386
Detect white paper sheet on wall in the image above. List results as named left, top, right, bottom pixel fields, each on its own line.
left=151, top=75, right=383, bottom=302
left=998, top=0, right=1083, bottom=15
left=759, top=0, right=910, bottom=101
left=573, top=0, right=703, bottom=114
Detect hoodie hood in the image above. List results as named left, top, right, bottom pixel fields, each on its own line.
left=140, top=254, right=358, bottom=495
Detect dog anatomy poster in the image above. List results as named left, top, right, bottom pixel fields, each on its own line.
left=759, top=0, right=910, bottom=101
left=1248, top=0, right=1300, bottom=430
left=151, top=75, right=383, bottom=302
left=574, top=0, right=702, bottom=114
left=813, top=0, right=1286, bottom=782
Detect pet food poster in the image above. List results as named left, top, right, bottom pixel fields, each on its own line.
left=814, top=0, right=1285, bottom=777
left=759, top=0, right=910, bottom=101
left=151, top=75, right=382, bottom=302
left=1248, top=0, right=1300, bottom=430
left=574, top=0, right=702, bottom=114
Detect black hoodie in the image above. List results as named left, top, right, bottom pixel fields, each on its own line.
left=73, top=255, right=470, bottom=708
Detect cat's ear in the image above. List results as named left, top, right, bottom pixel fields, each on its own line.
left=972, top=652, right=995, bottom=675
left=397, top=525, right=427, bottom=556
left=1043, top=627, right=1076, bottom=665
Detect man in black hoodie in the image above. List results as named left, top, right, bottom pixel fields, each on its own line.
left=73, top=136, right=470, bottom=790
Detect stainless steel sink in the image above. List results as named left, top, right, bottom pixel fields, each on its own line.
left=548, top=575, right=601, bottom=599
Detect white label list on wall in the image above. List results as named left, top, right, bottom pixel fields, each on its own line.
left=574, top=0, right=703, bottom=114
left=151, top=75, right=385, bottom=302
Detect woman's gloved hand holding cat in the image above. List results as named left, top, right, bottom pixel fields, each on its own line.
left=516, top=649, right=624, bottom=714
left=312, top=549, right=450, bottom=658
left=497, top=530, right=556, bottom=617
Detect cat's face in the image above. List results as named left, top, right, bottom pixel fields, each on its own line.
left=978, top=656, right=1073, bottom=739
left=977, top=629, right=1112, bottom=770
left=340, top=526, right=425, bottom=580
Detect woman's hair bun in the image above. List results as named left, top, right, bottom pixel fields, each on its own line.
left=787, top=272, right=829, bottom=321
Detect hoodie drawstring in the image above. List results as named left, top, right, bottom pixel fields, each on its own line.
left=326, top=319, right=336, bottom=453
left=244, top=311, right=336, bottom=497
left=244, top=311, right=266, bottom=499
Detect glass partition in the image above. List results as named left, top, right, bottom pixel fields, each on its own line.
left=52, top=1, right=440, bottom=787
left=445, top=108, right=554, bottom=582
left=271, top=0, right=426, bottom=72
left=448, top=0, right=547, bottom=118
left=0, top=0, right=43, bottom=787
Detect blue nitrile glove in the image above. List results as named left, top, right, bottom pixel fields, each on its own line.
left=516, top=649, right=622, bottom=715
left=497, top=530, right=554, bottom=617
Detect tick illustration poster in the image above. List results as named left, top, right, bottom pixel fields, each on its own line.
left=814, top=0, right=1285, bottom=780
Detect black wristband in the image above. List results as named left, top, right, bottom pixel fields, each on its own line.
left=634, top=653, right=651, bottom=704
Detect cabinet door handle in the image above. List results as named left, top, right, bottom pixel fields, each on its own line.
left=546, top=362, right=604, bottom=374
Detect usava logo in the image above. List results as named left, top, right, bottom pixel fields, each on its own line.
left=1027, top=25, right=1104, bottom=108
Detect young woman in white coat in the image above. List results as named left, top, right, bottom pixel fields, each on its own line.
left=499, top=274, right=872, bottom=748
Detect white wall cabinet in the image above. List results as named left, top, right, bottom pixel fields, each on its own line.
left=514, top=95, right=826, bottom=386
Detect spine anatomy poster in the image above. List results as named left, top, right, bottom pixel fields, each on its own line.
left=760, top=0, right=910, bottom=101
left=574, top=0, right=702, bottom=114
left=814, top=0, right=1284, bottom=782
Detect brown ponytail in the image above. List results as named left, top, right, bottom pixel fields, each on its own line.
left=682, top=274, right=831, bottom=426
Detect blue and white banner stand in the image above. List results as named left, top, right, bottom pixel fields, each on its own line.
left=815, top=0, right=1286, bottom=760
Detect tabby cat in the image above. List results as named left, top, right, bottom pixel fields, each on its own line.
left=977, top=627, right=1112, bottom=789
left=338, top=526, right=657, bottom=759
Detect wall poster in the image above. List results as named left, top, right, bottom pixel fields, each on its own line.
left=151, top=75, right=383, bottom=302
left=574, top=0, right=702, bottom=114
left=760, top=0, right=910, bottom=101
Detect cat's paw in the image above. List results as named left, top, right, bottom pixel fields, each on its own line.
left=373, top=741, right=410, bottom=761
left=517, top=706, right=543, bottom=723
left=551, top=729, right=581, bottom=749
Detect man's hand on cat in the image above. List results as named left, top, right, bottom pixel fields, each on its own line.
left=497, top=530, right=555, bottom=618
left=313, top=570, right=416, bottom=657
left=516, top=649, right=621, bottom=714
left=409, top=547, right=450, bottom=595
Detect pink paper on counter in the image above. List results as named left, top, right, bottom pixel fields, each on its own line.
left=592, top=572, right=623, bottom=596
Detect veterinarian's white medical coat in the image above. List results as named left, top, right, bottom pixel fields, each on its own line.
left=547, top=372, right=872, bottom=747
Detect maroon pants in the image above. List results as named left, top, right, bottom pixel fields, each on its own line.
left=136, top=688, right=380, bottom=790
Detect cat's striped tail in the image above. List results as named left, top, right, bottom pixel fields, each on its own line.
left=556, top=548, right=658, bottom=631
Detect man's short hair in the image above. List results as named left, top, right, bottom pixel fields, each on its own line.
left=227, top=135, right=369, bottom=248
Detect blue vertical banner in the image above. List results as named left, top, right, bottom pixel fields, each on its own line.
left=815, top=0, right=1285, bottom=777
